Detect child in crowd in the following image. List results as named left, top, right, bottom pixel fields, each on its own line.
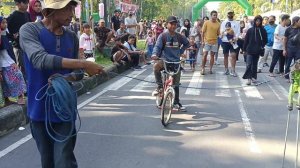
left=224, top=22, right=238, bottom=49
left=79, top=23, right=95, bottom=60
left=0, top=17, right=26, bottom=105
left=28, top=0, right=43, bottom=22
left=145, top=30, right=155, bottom=60
left=187, top=37, right=198, bottom=71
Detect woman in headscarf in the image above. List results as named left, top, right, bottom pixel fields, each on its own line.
left=0, top=16, right=26, bottom=105
left=28, top=0, right=43, bottom=22
left=243, top=15, right=267, bottom=85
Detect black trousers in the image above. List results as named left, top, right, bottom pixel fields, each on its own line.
left=243, top=54, right=259, bottom=80
left=131, top=54, right=140, bottom=67
left=269, top=49, right=285, bottom=73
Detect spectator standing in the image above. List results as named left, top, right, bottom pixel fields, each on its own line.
left=258, top=15, right=277, bottom=73
left=243, top=15, right=267, bottom=85
left=154, top=20, right=164, bottom=41
left=7, top=0, right=31, bottom=79
left=79, top=23, right=95, bottom=59
left=111, top=10, right=121, bottom=32
left=125, top=12, right=138, bottom=35
left=269, top=15, right=289, bottom=77
left=94, top=19, right=113, bottom=52
left=145, top=31, right=155, bottom=59
left=283, top=16, right=300, bottom=81
left=263, top=16, right=269, bottom=26
left=180, top=19, right=191, bottom=38
left=220, top=10, right=240, bottom=77
left=201, top=10, right=220, bottom=75
left=0, top=17, right=26, bottom=105
left=138, top=20, right=144, bottom=39
left=20, top=0, right=104, bottom=167
left=190, top=20, right=203, bottom=65
left=28, top=0, right=43, bottom=22
left=186, top=37, right=198, bottom=71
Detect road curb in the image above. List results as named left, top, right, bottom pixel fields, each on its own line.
left=0, top=64, right=130, bottom=137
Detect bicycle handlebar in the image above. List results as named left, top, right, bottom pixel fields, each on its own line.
left=153, top=58, right=181, bottom=76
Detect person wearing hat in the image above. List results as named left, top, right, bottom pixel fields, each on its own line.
left=111, top=9, right=121, bottom=32
left=94, top=19, right=113, bottom=52
left=220, top=10, right=240, bottom=77
left=19, top=0, right=104, bottom=167
left=151, top=16, right=189, bottom=111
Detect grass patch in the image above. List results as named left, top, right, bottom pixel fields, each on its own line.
left=137, top=39, right=146, bottom=50
left=95, top=50, right=112, bottom=67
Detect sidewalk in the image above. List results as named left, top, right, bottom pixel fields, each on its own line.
left=0, top=64, right=130, bottom=137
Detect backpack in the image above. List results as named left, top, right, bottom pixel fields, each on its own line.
left=159, top=32, right=184, bottom=57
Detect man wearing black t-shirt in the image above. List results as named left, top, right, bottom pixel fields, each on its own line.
left=111, top=10, right=121, bottom=32
left=7, top=0, right=31, bottom=79
left=94, top=19, right=113, bottom=52
left=283, top=16, right=300, bottom=80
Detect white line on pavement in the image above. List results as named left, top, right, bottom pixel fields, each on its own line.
left=130, top=74, right=155, bottom=93
left=237, top=72, right=264, bottom=99
left=235, top=90, right=261, bottom=153
left=263, top=74, right=288, bottom=101
left=185, top=71, right=202, bottom=95
left=0, top=69, right=145, bottom=159
left=215, top=72, right=231, bottom=97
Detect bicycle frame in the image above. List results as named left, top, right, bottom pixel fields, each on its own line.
left=161, top=61, right=181, bottom=102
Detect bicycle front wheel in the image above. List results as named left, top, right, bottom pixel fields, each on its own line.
left=161, top=91, right=173, bottom=127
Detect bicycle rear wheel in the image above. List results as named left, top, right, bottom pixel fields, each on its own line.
left=161, top=91, right=173, bottom=127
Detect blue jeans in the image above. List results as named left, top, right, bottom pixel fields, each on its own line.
left=30, top=121, right=78, bottom=168
left=147, top=44, right=154, bottom=58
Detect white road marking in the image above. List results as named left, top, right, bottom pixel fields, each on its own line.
left=130, top=74, right=155, bottom=93
left=0, top=69, right=145, bottom=159
left=215, top=72, right=231, bottom=97
left=237, top=72, right=263, bottom=99
left=185, top=71, right=202, bottom=95
left=263, top=74, right=288, bottom=100
left=235, top=90, right=261, bottom=153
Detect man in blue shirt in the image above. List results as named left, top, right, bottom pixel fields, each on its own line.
left=20, top=0, right=104, bottom=167
left=152, top=16, right=189, bottom=111
left=258, top=15, right=277, bottom=73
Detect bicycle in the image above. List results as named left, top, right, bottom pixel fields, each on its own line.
left=155, top=59, right=181, bottom=127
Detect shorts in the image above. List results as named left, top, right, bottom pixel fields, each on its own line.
left=203, top=43, right=218, bottom=53
left=112, top=51, right=127, bottom=62
left=222, top=42, right=236, bottom=55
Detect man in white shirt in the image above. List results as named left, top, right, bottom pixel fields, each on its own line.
left=220, top=10, right=240, bottom=77
left=123, top=35, right=145, bottom=69
left=125, top=12, right=138, bottom=35
left=269, top=14, right=290, bottom=77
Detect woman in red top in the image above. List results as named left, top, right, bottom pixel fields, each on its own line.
left=154, top=20, right=165, bottom=41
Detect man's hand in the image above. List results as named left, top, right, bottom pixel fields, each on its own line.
left=84, top=61, right=104, bottom=76
left=283, top=50, right=287, bottom=57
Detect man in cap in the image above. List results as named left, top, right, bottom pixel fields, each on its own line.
left=151, top=16, right=189, bottom=111
left=19, top=0, right=104, bottom=167
left=220, top=10, right=240, bottom=77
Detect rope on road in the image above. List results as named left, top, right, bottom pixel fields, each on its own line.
left=107, top=71, right=282, bottom=90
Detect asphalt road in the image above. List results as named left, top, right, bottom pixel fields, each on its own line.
left=0, top=59, right=299, bottom=168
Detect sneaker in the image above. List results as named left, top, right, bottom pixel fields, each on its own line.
left=246, top=79, right=251, bottom=85
left=275, top=69, right=280, bottom=74
left=230, top=71, right=237, bottom=77
left=251, top=78, right=257, bottom=84
left=134, top=66, right=142, bottom=70
left=173, top=103, right=186, bottom=112
left=200, top=69, right=205, bottom=75
left=224, top=69, right=230, bottom=75
left=257, top=69, right=262, bottom=73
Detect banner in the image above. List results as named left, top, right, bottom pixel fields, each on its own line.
left=75, top=1, right=81, bottom=18
left=120, top=2, right=139, bottom=13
